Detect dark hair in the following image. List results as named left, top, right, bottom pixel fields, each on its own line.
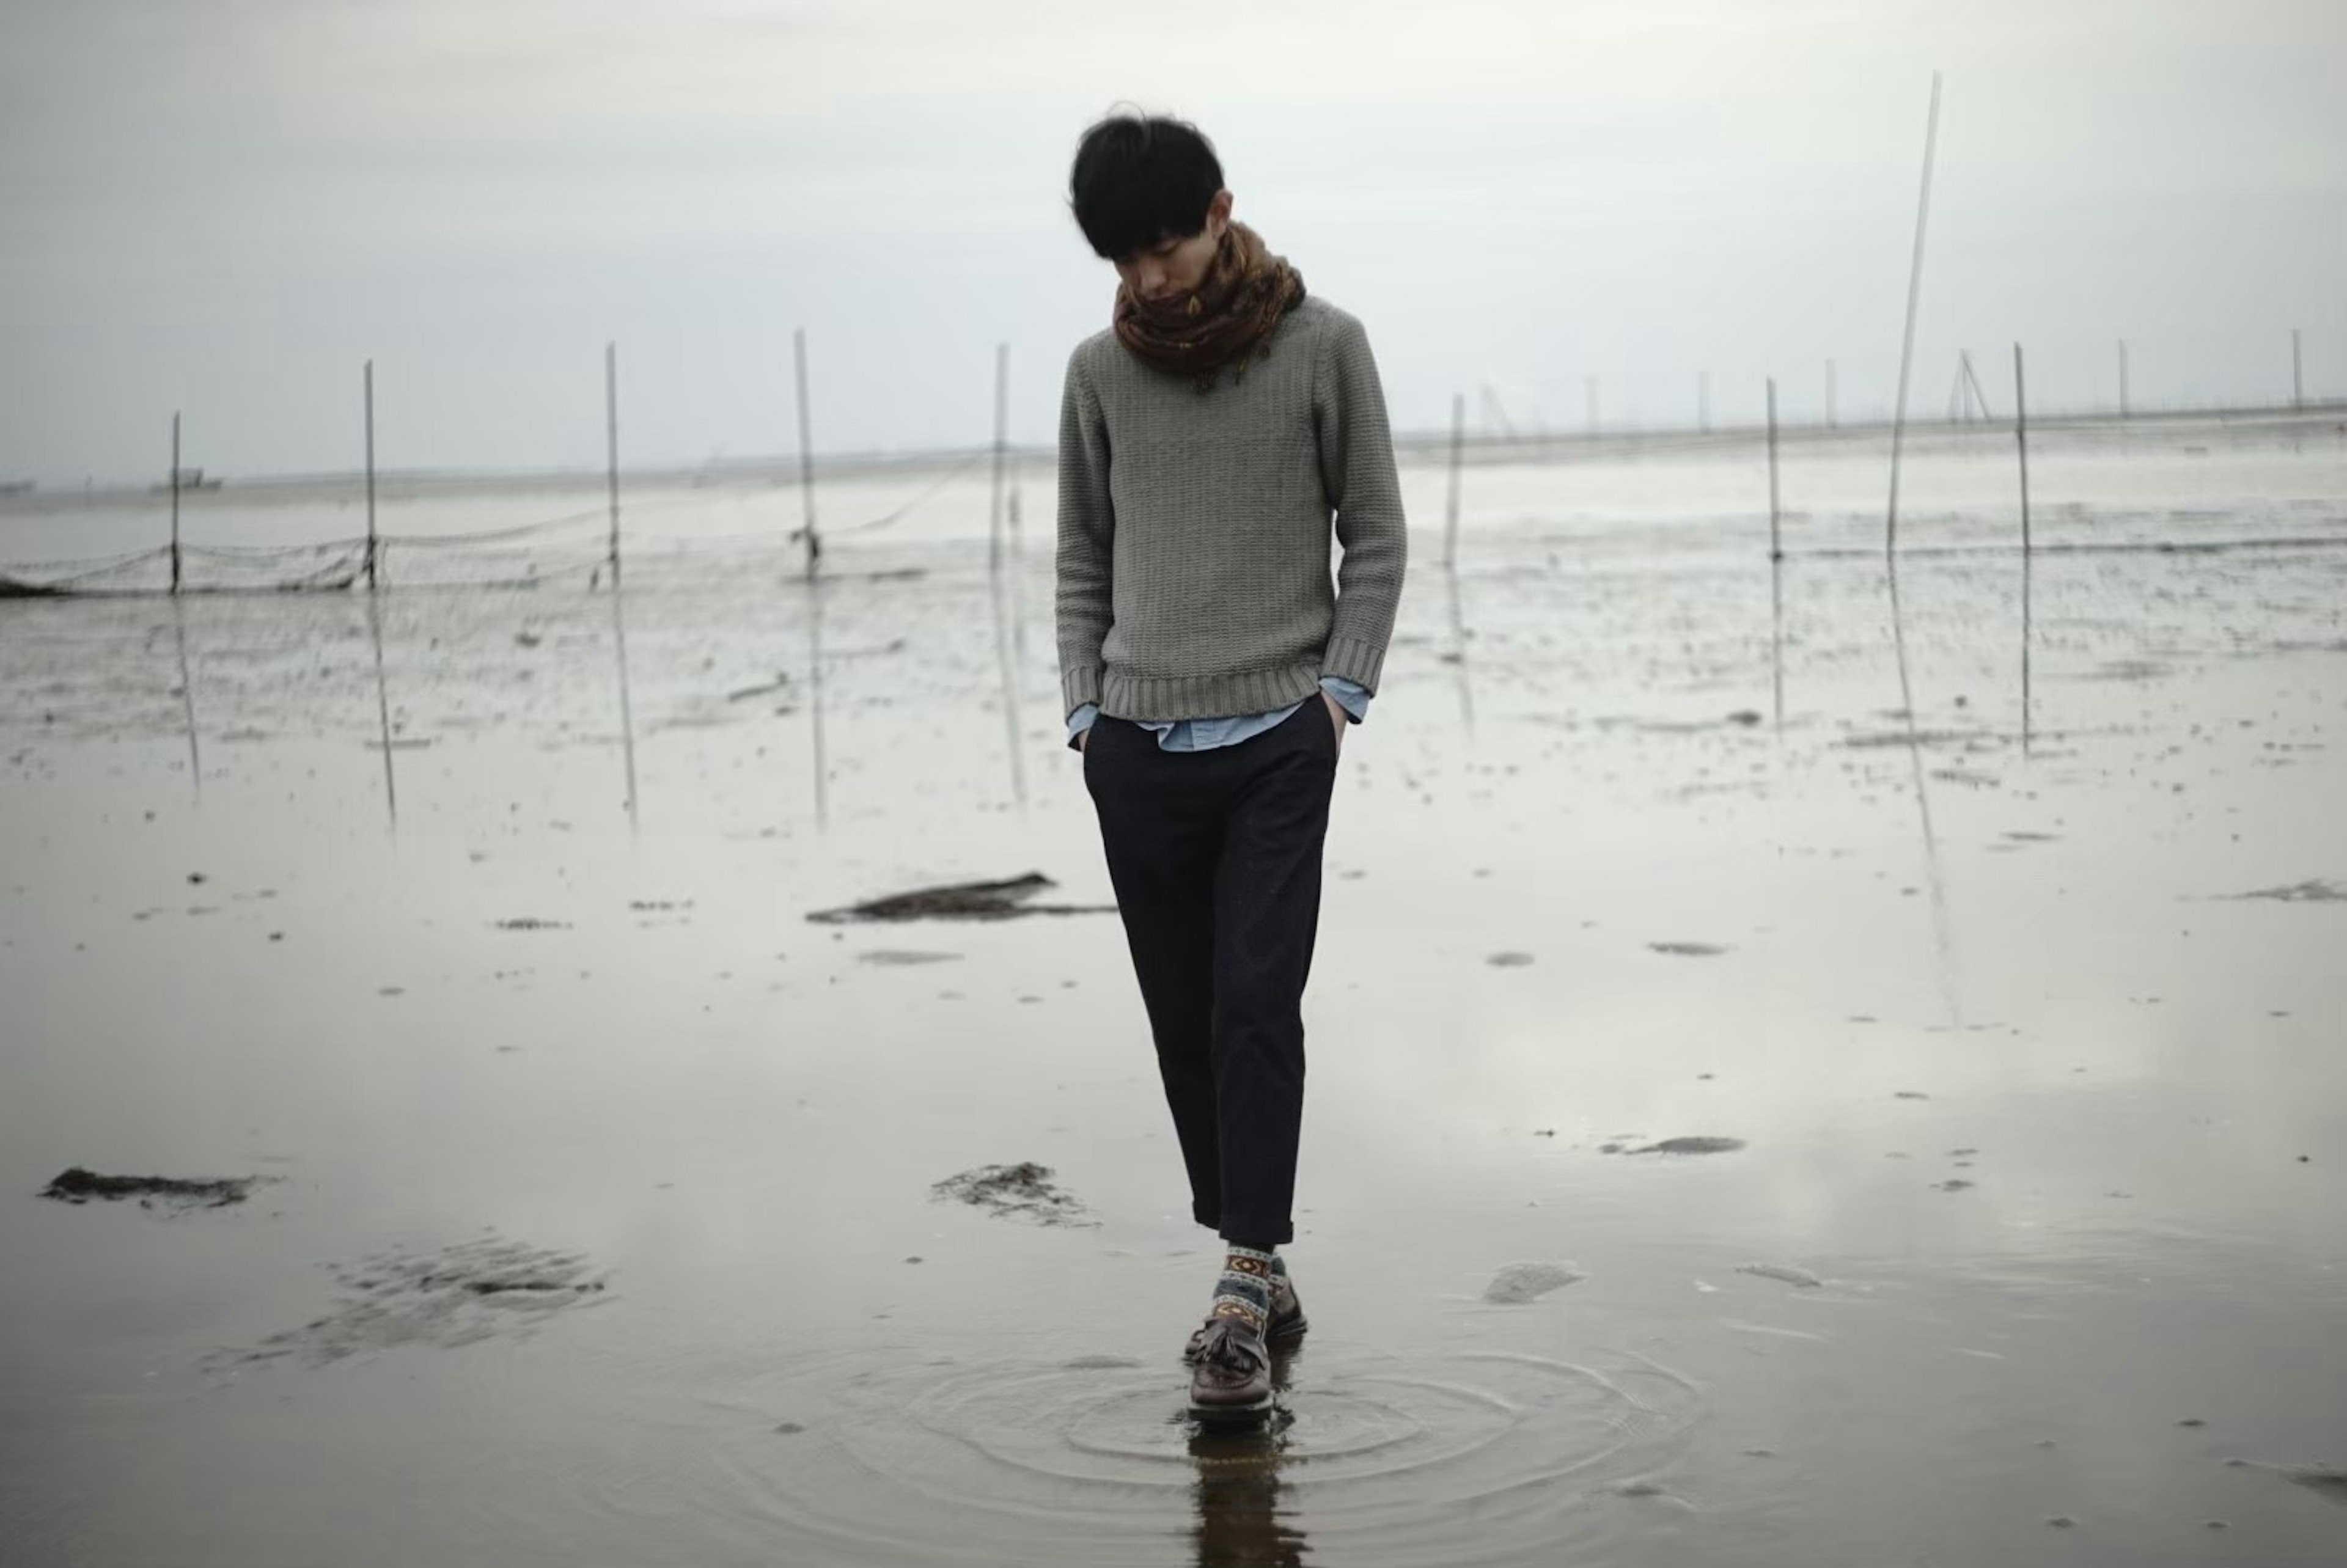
left=1067, top=111, right=1224, bottom=261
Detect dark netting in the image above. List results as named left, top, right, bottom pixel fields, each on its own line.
left=374, top=512, right=615, bottom=591
left=180, top=541, right=367, bottom=593
left=0, top=450, right=1017, bottom=596
left=0, top=548, right=174, bottom=596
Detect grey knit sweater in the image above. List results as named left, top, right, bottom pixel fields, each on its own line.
left=1056, top=295, right=1408, bottom=724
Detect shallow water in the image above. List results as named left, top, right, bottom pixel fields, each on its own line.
left=4, top=429, right=2346, bottom=1565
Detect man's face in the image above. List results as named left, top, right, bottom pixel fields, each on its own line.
left=1115, top=189, right=1233, bottom=304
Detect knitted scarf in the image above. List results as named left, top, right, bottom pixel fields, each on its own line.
left=1112, top=221, right=1307, bottom=392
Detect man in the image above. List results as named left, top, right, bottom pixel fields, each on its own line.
left=1056, top=111, right=1407, bottom=1418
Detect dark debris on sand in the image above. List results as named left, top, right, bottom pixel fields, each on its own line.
left=809, top=873, right=1114, bottom=925
left=2228, top=879, right=2347, bottom=904
left=931, top=1162, right=1095, bottom=1226
left=1628, top=1136, right=1747, bottom=1156
left=2288, top=1467, right=2347, bottom=1504
left=40, top=1167, right=263, bottom=1211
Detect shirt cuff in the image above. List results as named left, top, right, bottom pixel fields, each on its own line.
left=1066, top=702, right=1101, bottom=750
left=1318, top=675, right=1371, bottom=724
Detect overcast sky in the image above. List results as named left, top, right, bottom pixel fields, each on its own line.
left=2, top=0, right=2342, bottom=483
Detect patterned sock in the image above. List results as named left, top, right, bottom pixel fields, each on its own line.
left=1211, top=1245, right=1277, bottom=1332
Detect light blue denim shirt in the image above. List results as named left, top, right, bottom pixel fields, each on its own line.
left=1067, top=676, right=1370, bottom=752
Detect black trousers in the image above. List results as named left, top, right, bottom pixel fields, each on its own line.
left=1084, top=699, right=1339, bottom=1247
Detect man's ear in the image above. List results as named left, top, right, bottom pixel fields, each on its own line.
left=1207, top=188, right=1234, bottom=236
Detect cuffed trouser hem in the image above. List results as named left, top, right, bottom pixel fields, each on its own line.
left=1213, top=1214, right=1296, bottom=1247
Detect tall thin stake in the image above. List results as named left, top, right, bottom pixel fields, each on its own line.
left=988, top=342, right=1010, bottom=577
left=1766, top=378, right=1782, bottom=561
left=794, top=328, right=820, bottom=580
left=1443, top=391, right=1465, bottom=571
left=1884, top=71, right=1942, bottom=558
left=169, top=412, right=183, bottom=594
left=2015, top=341, right=2033, bottom=757
left=604, top=342, right=621, bottom=587
left=2293, top=328, right=2304, bottom=411
left=364, top=360, right=378, bottom=591
left=1960, top=351, right=1992, bottom=422
left=2013, top=343, right=2032, bottom=556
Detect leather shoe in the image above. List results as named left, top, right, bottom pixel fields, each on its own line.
left=1188, top=1313, right=1273, bottom=1414
left=1185, top=1274, right=1306, bottom=1363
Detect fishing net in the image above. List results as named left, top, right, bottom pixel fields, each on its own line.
left=0, top=455, right=999, bottom=596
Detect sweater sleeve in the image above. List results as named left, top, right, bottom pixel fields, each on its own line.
left=1312, top=313, right=1408, bottom=695
left=1055, top=350, right=1114, bottom=718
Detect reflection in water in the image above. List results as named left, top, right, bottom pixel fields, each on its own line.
left=1008, top=483, right=1028, bottom=669
left=2019, top=546, right=2034, bottom=758
left=608, top=577, right=640, bottom=835
left=806, top=577, right=829, bottom=829
left=990, top=570, right=1029, bottom=808
left=1189, top=1350, right=1307, bottom=1568
left=1884, top=559, right=1958, bottom=1023
left=1769, top=555, right=1787, bottom=733
left=1443, top=563, right=1475, bottom=736
left=169, top=596, right=202, bottom=803
left=365, top=591, right=397, bottom=830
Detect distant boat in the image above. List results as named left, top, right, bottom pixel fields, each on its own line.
left=0, top=478, right=33, bottom=496
left=152, top=467, right=224, bottom=493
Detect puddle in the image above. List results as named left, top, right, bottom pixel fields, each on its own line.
left=1482, top=1261, right=1586, bottom=1303
left=222, top=1236, right=611, bottom=1369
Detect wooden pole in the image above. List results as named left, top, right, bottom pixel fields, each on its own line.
left=1884, top=71, right=1942, bottom=559
left=169, top=412, right=182, bottom=595
left=794, top=328, right=820, bottom=580
left=988, top=342, right=1008, bottom=577
left=604, top=342, right=621, bottom=587
left=364, top=360, right=378, bottom=591
left=2013, top=343, right=2032, bottom=555
left=2016, top=341, right=2033, bottom=757
left=1443, top=391, right=1464, bottom=571
left=1766, top=377, right=1782, bottom=561
left=1962, top=351, right=1992, bottom=423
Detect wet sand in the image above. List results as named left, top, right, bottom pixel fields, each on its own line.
left=4, top=427, right=2346, bottom=1564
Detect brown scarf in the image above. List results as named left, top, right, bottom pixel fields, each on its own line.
left=1112, top=221, right=1307, bottom=392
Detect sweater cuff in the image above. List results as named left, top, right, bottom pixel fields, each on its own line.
left=1320, top=636, right=1386, bottom=695
left=1062, top=664, right=1103, bottom=718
